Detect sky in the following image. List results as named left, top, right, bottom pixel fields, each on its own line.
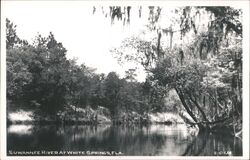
left=3, top=1, right=243, bottom=82
left=3, top=1, right=149, bottom=81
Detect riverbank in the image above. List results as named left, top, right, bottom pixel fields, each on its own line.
left=7, top=105, right=185, bottom=126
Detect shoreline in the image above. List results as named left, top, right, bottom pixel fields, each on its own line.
left=7, top=119, right=184, bottom=126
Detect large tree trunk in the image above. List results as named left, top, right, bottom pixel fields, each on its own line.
left=187, top=92, right=210, bottom=123
left=175, top=88, right=206, bottom=130
left=175, top=88, right=234, bottom=131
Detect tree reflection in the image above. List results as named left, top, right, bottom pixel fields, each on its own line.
left=182, top=130, right=242, bottom=156
left=7, top=124, right=242, bottom=156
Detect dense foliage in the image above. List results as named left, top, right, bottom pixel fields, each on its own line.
left=107, top=6, right=242, bottom=133
left=7, top=6, right=243, bottom=135
left=6, top=19, right=166, bottom=120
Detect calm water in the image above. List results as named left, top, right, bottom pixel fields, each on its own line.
left=7, top=124, right=242, bottom=156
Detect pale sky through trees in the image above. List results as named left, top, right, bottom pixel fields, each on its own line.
left=3, top=1, right=150, bottom=81
left=3, top=1, right=244, bottom=82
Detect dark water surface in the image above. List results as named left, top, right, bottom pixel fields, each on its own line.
left=7, top=124, right=242, bottom=156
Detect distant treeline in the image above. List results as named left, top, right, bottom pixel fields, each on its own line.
left=6, top=19, right=169, bottom=120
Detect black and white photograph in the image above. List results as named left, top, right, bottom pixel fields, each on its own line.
left=1, top=1, right=249, bottom=159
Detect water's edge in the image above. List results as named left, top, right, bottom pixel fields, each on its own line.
left=7, top=124, right=242, bottom=156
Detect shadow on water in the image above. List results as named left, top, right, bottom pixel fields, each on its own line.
left=7, top=124, right=242, bottom=156
left=182, top=130, right=242, bottom=156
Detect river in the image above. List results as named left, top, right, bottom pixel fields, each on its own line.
left=7, top=124, right=242, bottom=156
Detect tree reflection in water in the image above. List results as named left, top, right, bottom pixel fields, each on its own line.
left=7, top=124, right=242, bottom=156
left=182, top=130, right=242, bottom=156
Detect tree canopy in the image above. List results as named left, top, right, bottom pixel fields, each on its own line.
left=107, top=6, right=242, bottom=132
left=6, top=18, right=167, bottom=120
left=6, top=6, right=243, bottom=134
